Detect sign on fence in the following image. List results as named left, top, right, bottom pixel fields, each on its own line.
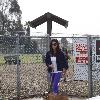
left=92, top=39, right=100, bottom=80
left=75, top=43, right=88, bottom=64
left=96, top=40, right=100, bottom=62
left=73, top=38, right=88, bottom=80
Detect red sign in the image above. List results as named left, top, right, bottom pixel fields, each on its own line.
left=75, top=43, right=88, bottom=64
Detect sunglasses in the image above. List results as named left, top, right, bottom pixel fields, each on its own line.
left=52, top=43, right=57, bottom=46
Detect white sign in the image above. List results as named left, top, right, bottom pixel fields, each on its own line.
left=73, top=38, right=88, bottom=80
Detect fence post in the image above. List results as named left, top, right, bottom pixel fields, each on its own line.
left=87, top=35, right=93, bottom=98
left=47, top=34, right=50, bottom=51
left=16, top=35, right=21, bottom=100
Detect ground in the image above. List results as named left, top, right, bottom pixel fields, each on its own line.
left=23, top=97, right=87, bottom=100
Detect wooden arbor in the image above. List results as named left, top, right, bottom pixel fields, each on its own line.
left=29, top=12, right=68, bottom=36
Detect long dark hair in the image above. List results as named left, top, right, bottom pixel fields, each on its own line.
left=50, top=39, right=61, bottom=55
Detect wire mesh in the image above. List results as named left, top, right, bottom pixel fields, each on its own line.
left=0, top=35, right=100, bottom=99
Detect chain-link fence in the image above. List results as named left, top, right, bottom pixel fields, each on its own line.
left=0, top=35, right=100, bottom=99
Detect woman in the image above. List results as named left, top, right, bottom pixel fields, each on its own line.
left=45, top=39, right=68, bottom=95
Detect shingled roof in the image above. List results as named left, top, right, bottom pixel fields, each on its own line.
left=29, top=12, right=68, bottom=35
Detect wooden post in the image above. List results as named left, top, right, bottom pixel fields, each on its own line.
left=47, top=20, right=52, bottom=36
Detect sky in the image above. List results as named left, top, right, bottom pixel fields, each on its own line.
left=18, top=0, right=100, bottom=36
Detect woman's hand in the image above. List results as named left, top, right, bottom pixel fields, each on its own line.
left=62, top=68, right=66, bottom=75
left=49, top=64, right=54, bottom=69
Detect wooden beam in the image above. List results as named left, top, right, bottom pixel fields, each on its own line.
left=47, top=19, right=52, bottom=36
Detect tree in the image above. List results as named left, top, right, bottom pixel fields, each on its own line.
left=8, top=0, right=24, bottom=35
left=0, top=0, right=24, bottom=35
left=9, top=0, right=21, bottom=16
left=0, top=0, right=11, bottom=35
left=23, top=39, right=38, bottom=54
left=61, top=37, right=68, bottom=48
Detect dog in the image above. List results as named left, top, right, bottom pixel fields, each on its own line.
left=45, top=93, right=69, bottom=100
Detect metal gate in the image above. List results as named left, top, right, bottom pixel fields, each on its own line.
left=0, top=35, right=100, bottom=99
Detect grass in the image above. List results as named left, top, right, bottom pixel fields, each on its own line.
left=0, top=54, right=74, bottom=64
left=0, top=55, right=5, bottom=64
left=19, top=54, right=43, bottom=63
left=0, top=54, right=43, bottom=64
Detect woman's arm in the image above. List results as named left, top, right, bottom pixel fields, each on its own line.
left=45, top=52, right=52, bottom=67
left=45, top=52, right=54, bottom=72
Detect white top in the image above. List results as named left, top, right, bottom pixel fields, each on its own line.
left=50, top=56, right=62, bottom=73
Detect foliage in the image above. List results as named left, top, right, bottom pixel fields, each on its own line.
left=0, top=0, right=24, bottom=35
left=0, top=0, right=36, bottom=56
left=0, top=54, right=43, bottom=64
left=61, top=37, right=68, bottom=48
left=9, top=0, right=22, bottom=15
left=24, top=40, right=38, bottom=54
